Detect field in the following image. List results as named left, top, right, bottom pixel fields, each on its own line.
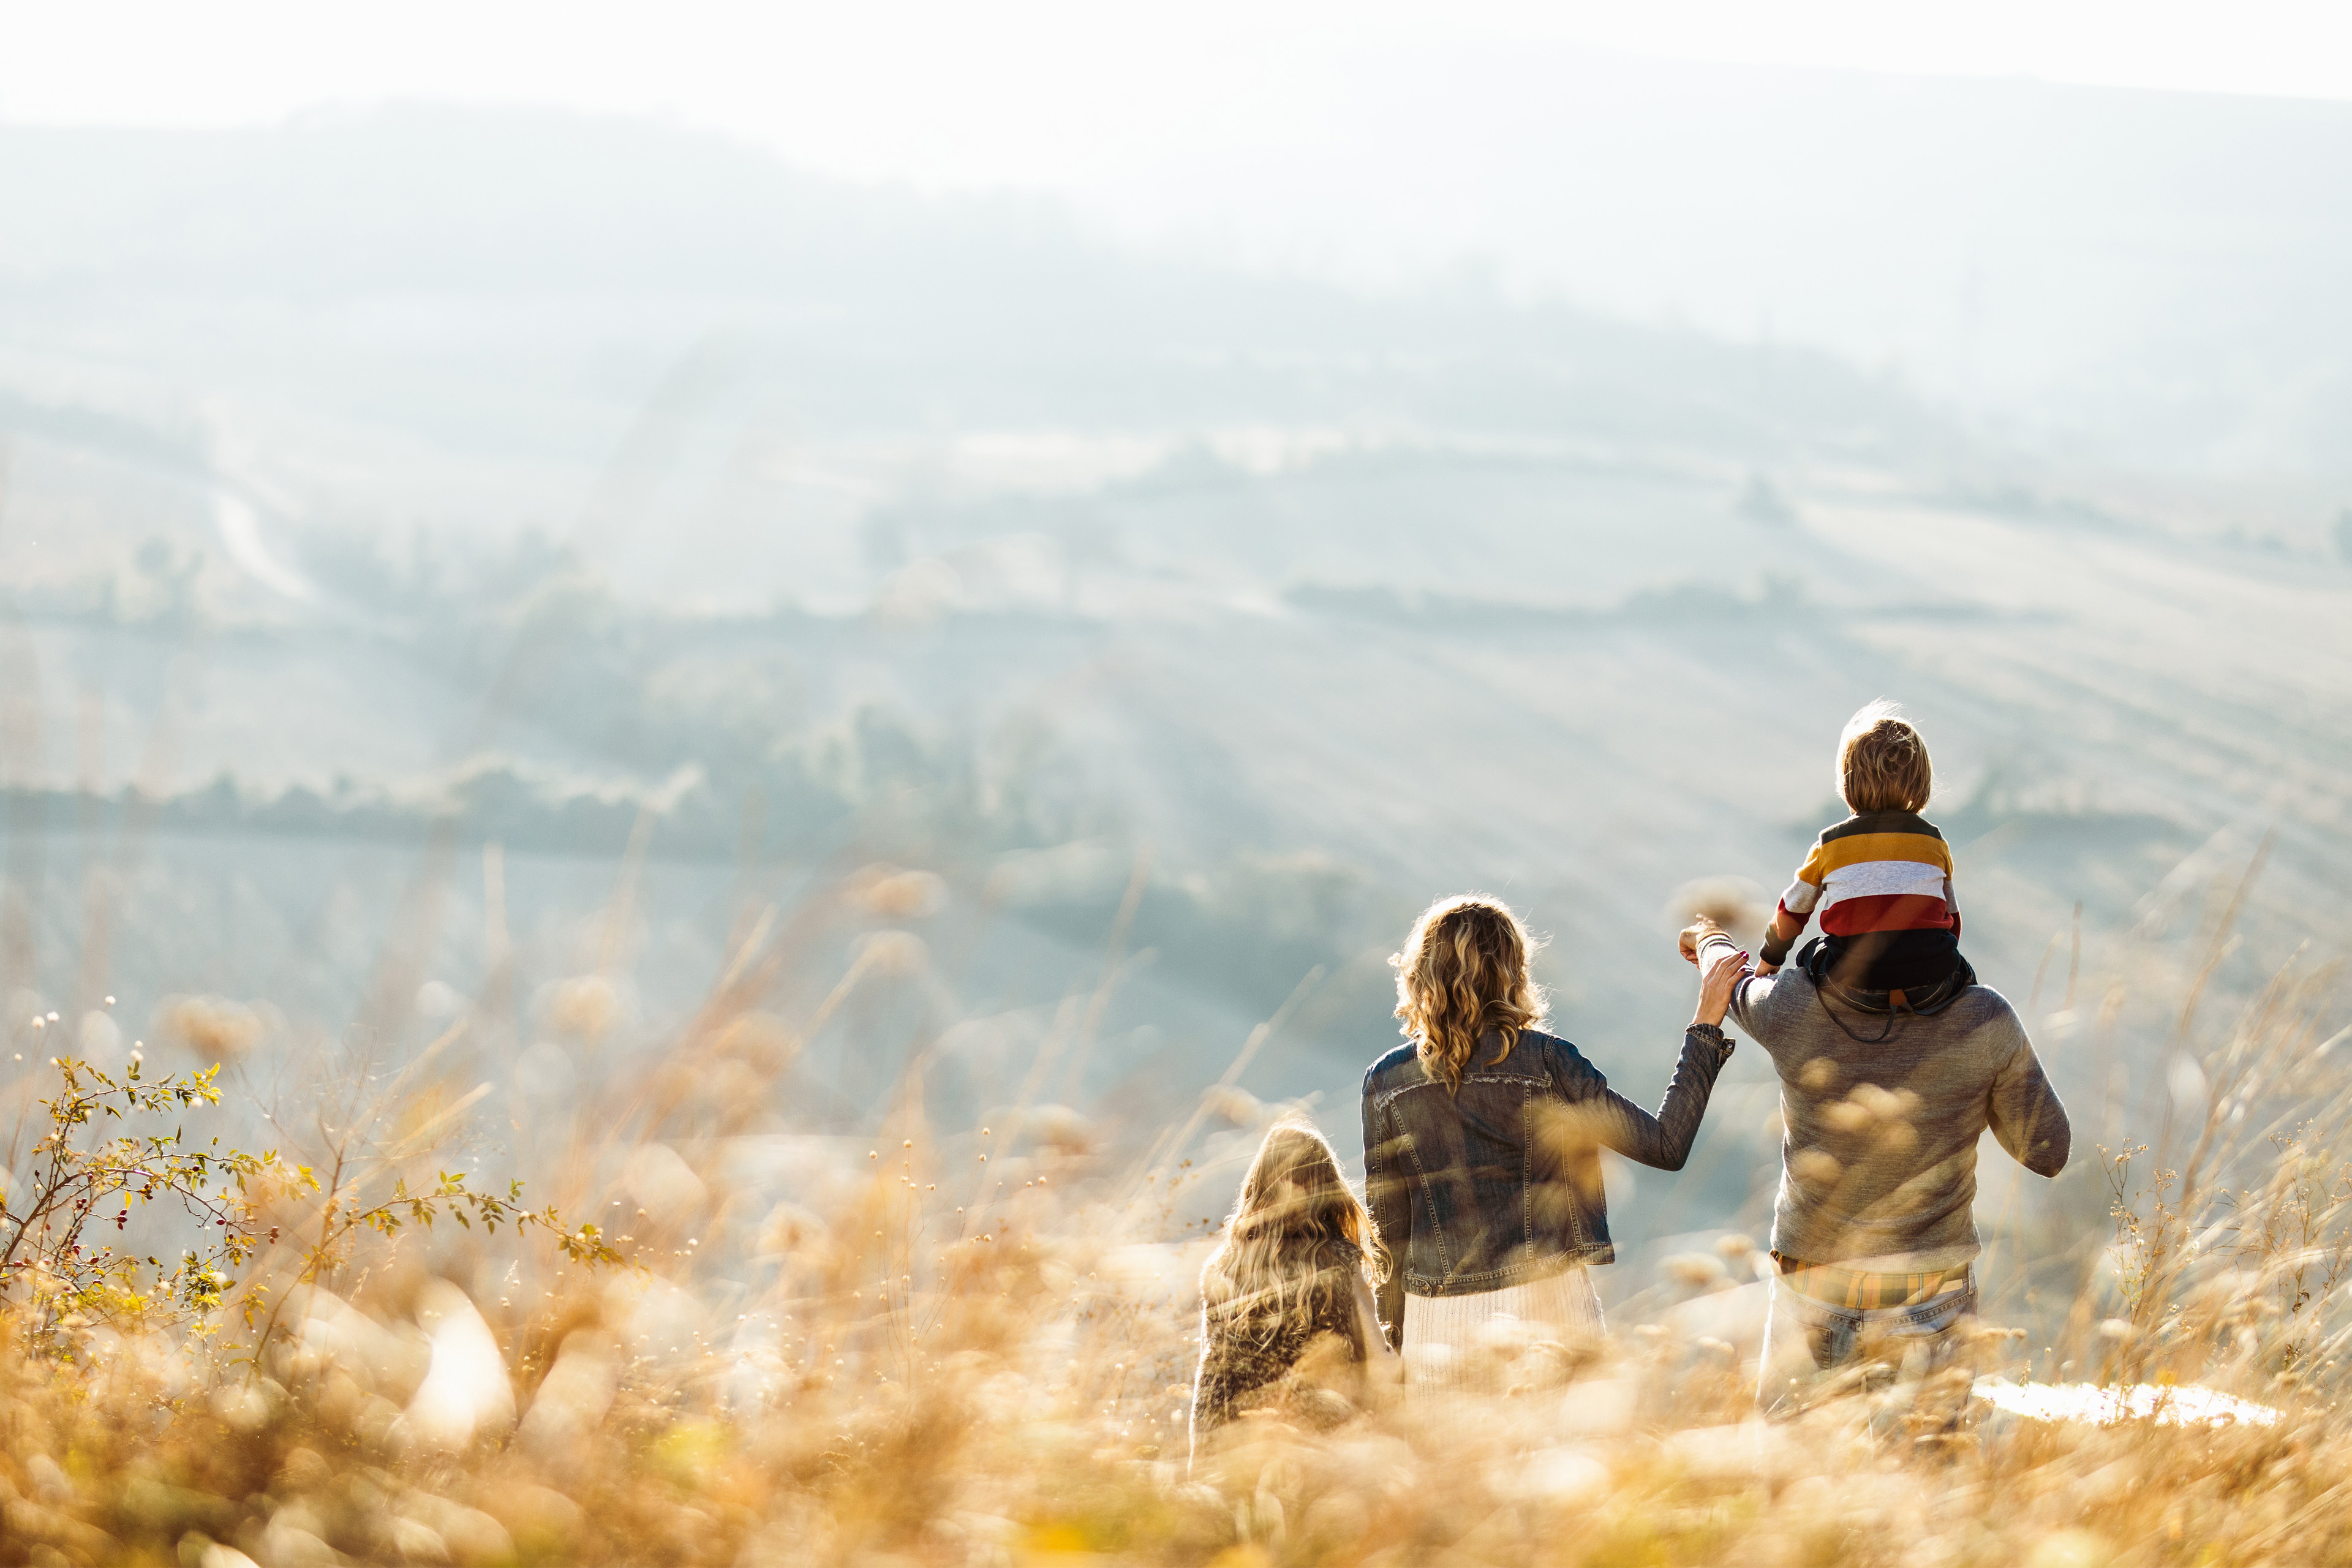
left=2, top=837, right=2345, bottom=1568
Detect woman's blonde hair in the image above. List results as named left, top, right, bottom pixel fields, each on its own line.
left=1390, top=895, right=1545, bottom=1093
left=1200, top=1121, right=1379, bottom=1345
left=1838, top=699, right=1933, bottom=813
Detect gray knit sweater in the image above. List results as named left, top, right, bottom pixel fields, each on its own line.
left=1729, top=968, right=2070, bottom=1272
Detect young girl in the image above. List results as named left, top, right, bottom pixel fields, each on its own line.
left=1190, top=1120, right=1396, bottom=1461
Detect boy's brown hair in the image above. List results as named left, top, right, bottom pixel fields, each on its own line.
left=1838, top=699, right=1932, bottom=813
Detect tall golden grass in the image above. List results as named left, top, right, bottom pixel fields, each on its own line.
left=0, top=850, right=2345, bottom=1568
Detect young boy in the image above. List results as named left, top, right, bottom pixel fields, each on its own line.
left=1757, top=700, right=1969, bottom=1005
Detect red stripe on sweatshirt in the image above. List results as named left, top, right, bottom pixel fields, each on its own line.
left=1819, top=893, right=1956, bottom=936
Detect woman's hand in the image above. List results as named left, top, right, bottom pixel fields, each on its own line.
left=1692, top=937, right=1749, bottom=1027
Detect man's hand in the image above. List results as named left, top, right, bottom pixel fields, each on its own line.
left=1693, top=936, right=1747, bottom=1027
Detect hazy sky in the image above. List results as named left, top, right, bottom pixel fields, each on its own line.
left=6, top=1, right=2350, bottom=187
left=9, top=0, right=2351, bottom=454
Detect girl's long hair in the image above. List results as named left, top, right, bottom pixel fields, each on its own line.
left=1199, top=1121, right=1379, bottom=1347
left=1392, top=894, right=1545, bottom=1093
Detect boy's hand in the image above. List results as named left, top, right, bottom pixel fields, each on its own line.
left=1754, top=961, right=1781, bottom=976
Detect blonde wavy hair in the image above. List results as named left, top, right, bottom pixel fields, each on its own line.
left=1200, top=1121, right=1381, bottom=1345
left=1390, top=895, right=1546, bottom=1093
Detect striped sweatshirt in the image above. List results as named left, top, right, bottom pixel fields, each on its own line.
left=1759, top=810, right=1964, bottom=989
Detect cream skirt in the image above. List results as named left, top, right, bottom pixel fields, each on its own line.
left=1401, top=1265, right=1604, bottom=1395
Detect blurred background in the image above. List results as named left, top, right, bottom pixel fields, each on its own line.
left=3, top=0, right=2348, bottom=1316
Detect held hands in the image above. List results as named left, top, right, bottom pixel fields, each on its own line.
left=1678, top=916, right=1751, bottom=1027
left=1678, top=917, right=1739, bottom=967
left=1694, top=940, right=1747, bottom=1027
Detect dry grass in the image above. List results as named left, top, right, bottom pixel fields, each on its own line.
left=1, top=860, right=2347, bottom=1568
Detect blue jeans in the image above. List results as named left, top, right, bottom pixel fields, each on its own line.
left=1755, top=1268, right=1977, bottom=1416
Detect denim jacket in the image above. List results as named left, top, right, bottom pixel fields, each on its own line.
left=1360, top=1025, right=1735, bottom=1346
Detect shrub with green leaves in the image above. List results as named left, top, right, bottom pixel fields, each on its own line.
left=0, top=1055, right=265, bottom=1348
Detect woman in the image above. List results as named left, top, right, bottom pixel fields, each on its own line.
left=1360, top=895, right=1744, bottom=1387
left=1191, top=1120, right=1397, bottom=1462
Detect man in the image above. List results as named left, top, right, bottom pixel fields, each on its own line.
left=1685, top=918, right=2069, bottom=1409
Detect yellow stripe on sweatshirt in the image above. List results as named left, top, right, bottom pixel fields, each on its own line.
left=1796, top=832, right=1953, bottom=884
